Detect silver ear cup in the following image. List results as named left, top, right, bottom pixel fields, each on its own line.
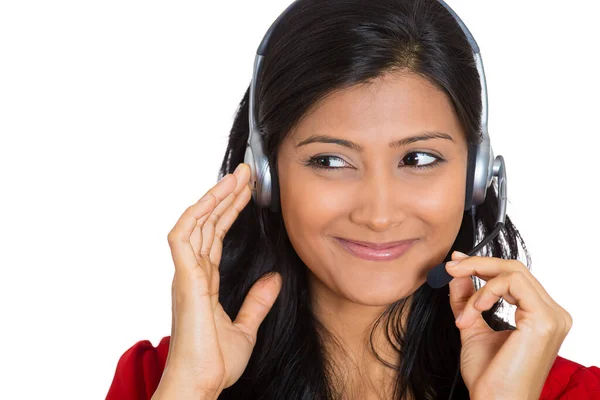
left=246, top=52, right=273, bottom=208
left=244, top=137, right=272, bottom=208
left=465, top=49, right=495, bottom=210
left=470, top=137, right=494, bottom=208
left=257, top=157, right=273, bottom=207
left=244, top=145, right=259, bottom=201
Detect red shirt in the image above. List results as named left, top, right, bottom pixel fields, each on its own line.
left=106, top=336, right=600, bottom=399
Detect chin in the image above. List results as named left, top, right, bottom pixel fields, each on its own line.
left=339, top=272, right=422, bottom=306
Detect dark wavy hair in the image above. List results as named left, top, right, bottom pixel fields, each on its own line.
left=215, top=0, right=529, bottom=398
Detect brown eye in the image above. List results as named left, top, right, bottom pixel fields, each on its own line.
left=307, top=155, right=348, bottom=169
left=401, top=152, right=440, bottom=168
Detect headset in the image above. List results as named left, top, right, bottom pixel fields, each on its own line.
left=244, top=1, right=508, bottom=397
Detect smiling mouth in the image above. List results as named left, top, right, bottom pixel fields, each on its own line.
left=333, top=237, right=418, bottom=261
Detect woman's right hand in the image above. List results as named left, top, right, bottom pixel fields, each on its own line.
left=153, top=163, right=282, bottom=400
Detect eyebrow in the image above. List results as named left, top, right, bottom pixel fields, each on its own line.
left=295, top=131, right=455, bottom=152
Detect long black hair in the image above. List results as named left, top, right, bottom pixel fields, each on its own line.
left=216, top=0, right=529, bottom=398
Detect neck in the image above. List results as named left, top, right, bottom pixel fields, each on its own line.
left=308, top=271, right=413, bottom=399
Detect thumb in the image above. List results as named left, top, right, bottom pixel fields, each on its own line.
left=449, top=274, right=493, bottom=338
left=233, top=272, right=282, bottom=343
left=448, top=275, right=476, bottom=323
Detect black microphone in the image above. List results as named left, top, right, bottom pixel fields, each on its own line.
left=426, top=223, right=504, bottom=288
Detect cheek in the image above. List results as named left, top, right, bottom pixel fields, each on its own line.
left=279, top=169, right=351, bottom=238
left=416, top=166, right=467, bottom=239
left=277, top=165, right=357, bottom=284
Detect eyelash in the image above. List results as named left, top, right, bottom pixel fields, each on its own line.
left=304, top=152, right=445, bottom=171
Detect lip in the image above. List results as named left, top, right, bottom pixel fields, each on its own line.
left=334, top=237, right=417, bottom=261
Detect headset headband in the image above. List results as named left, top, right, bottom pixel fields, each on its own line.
left=246, top=0, right=503, bottom=222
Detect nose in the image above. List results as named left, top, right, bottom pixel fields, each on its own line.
left=349, top=172, right=407, bottom=232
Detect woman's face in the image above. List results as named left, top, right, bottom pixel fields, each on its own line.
left=277, top=71, right=469, bottom=306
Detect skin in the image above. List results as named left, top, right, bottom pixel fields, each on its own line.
left=276, top=70, right=469, bottom=397
left=156, top=70, right=572, bottom=400
left=277, top=70, right=468, bottom=304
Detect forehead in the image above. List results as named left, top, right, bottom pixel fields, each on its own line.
left=289, top=71, right=465, bottom=145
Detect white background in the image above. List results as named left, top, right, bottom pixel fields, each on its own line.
left=1, top=0, right=599, bottom=398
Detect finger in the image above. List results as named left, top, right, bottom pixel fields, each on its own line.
left=168, top=193, right=218, bottom=274
left=188, top=174, right=237, bottom=261
left=445, top=253, right=552, bottom=304
left=448, top=275, right=475, bottom=319
left=449, top=275, right=493, bottom=336
left=200, top=164, right=250, bottom=257
left=197, top=165, right=249, bottom=292
left=458, top=270, right=547, bottom=330
left=208, top=186, right=252, bottom=307
left=446, top=253, right=523, bottom=281
left=233, top=272, right=282, bottom=345
left=457, top=271, right=517, bottom=333
left=198, top=191, right=236, bottom=257
left=210, top=184, right=252, bottom=265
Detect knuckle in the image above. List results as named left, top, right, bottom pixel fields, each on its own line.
left=510, top=270, right=528, bottom=285
left=199, top=253, right=213, bottom=268
left=206, top=211, right=219, bottom=224
left=534, top=316, right=558, bottom=337
left=233, top=322, right=257, bottom=346
left=563, top=309, right=574, bottom=331
left=199, top=247, right=211, bottom=257
left=493, top=271, right=512, bottom=287
left=509, top=259, right=526, bottom=271
left=498, top=271, right=512, bottom=280
left=167, top=229, right=182, bottom=245
left=215, top=226, right=228, bottom=241
left=473, top=285, right=488, bottom=301
left=247, top=291, right=271, bottom=314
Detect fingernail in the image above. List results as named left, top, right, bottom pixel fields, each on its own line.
left=455, top=312, right=463, bottom=324
left=218, top=173, right=232, bottom=182
left=234, top=163, right=243, bottom=174
left=452, top=251, right=469, bottom=259
left=446, top=260, right=460, bottom=268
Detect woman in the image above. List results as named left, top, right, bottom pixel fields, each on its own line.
left=107, top=0, right=600, bottom=398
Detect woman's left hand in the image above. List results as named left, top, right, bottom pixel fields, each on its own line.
left=446, top=251, right=573, bottom=400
